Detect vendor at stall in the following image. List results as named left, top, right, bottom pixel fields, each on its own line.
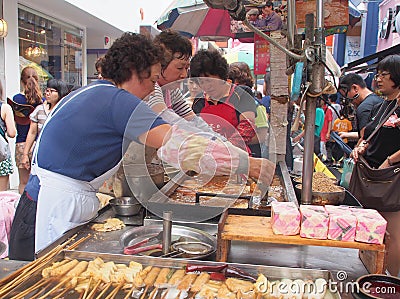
left=9, top=32, right=276, bottom=261
left=190, top=50, right=257, bottom=153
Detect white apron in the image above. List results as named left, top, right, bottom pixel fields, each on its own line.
left=32, top=84, right=120, bottom=252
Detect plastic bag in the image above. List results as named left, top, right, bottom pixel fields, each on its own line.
left=340, top=158, right=354, bottom=189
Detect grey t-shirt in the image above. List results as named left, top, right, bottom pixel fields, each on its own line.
left=356, top=93, right=383, bottom=136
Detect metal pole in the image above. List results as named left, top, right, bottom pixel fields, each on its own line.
left=301, top=2, right=326, bottom=204
left=162, top=211, right=172, bottom=255
left=287, top=0, right=296, bottom=49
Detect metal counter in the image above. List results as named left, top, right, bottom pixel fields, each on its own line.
left=20, top=161, right=368, bottom=298
left=0, top=259, right=29, bottom=280
left=30, top=207, right=368, bottom=299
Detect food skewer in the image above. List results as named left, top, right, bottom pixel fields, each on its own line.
left=140, top=285, right=149, bottom=299
left=53, top=287, right=71, bottom=299
left=0, top=233, right=82, bottom=297
left=86, top=280, right=102, bottom=299
left=82, top=277, right=93, bottom=299
left=148, top=287, right=158, bottom=299
left=0, top=245, right=65, bottom=296
left=29, top=281, right=54, bottom=299
left=123, top=285, right=136, bottom=299
left=188, top=272, right=210, bottom=299
left=141, top=266, right=161, bottom=298
left=68, top=234, right=92, bottom=250
left=38, top=276, right=70, bottom=299
left=152, top=267, right=173, bottom=299
left=11, top=278, right=50, bottom=299
left=95, top=281, right=112, bottom=299
left=104, top=282, right=123, bottom=299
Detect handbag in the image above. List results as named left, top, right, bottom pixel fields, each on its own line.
left=349, top=156, right=400, bottom=211
left=348, top=100, right=400, bottom=211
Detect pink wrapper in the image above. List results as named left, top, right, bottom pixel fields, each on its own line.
left=327, top=213, right=357, bottom=241
left=271, top=202, right=300, bottom=235
left=325, top=205, right=353, bottom=215
left=352, top=209, right=387, bottom=244
left=300, top=205, right=329, bottom=239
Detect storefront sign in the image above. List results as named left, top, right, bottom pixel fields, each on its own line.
left=345, top=36, right=362, bottom=64
left=253, top=33, right=270, bottom=75
left=295, top=0, right=349, bottom=28
left=65, top=32, right=82, bottom=48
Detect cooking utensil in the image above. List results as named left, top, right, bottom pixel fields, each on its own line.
left=109, top=196, right=142, bottom=216
left=195, top=191, right=251, bottom=204
left=123, top=231, right=163, bottom=255
left=161, top=241, right=214, bottom=258
left=124, top=243, right=162, bottom=255
left=120, top=225, right=216, bottom=259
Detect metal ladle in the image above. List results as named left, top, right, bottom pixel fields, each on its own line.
left=161, top=241, right=214, bottom=258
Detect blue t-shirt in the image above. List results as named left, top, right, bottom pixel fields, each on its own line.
left=28, top=81, right=166, bottom=193
left=260, top=95, right=271, bottom=114
left=12, top=93, right=43, bottom=143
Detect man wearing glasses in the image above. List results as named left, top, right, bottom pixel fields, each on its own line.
left=338, top=73, right=383, bottom=142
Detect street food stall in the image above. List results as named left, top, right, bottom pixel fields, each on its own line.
left=0, top=160, right=388, bottom=298
left=0, top=1, right=397, bottom=298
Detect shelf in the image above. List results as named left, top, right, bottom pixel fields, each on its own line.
left=217, top=213, right=386, bottom=274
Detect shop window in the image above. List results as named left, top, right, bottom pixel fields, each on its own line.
left=18, top=6, right=83, bottom=90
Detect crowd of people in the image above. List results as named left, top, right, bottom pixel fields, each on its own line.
left=289, top=56, right=400, bottom=275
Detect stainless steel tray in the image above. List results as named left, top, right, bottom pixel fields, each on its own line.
left=120, top=224, right=217, bottom=259
left=2, top=250, right=341, bottom=298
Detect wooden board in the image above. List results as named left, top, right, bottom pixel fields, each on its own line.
left=221, top=215, right=385, bottom=251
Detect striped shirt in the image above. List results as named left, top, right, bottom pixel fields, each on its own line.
left=146, top=83, right=192, bottom=118
left=29, top=104, right=49, bottom=134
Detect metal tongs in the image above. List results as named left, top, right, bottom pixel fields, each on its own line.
left=123, top=231, right=163, bottom=255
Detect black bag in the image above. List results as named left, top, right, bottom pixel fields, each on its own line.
left=349, top=156, right=400, bottom=211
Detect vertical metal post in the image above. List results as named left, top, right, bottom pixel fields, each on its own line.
left=287, top=0, right=296, bottom=49
left=162, top=211, right=172, bottom=255
left=301, top=1, right=326, bottom=204
left=302, top=96, right=316, bottom=204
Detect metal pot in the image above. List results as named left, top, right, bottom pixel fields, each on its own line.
left=354, top=274, right=400, bottom=299
left=109, top=196, right=142, bottom=216
left=295, top=185, right=345, bottom=205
